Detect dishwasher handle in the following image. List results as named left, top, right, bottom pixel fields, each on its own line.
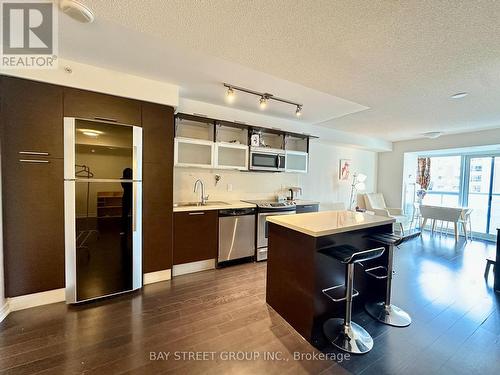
left=219, top=208, right=256, bottom=217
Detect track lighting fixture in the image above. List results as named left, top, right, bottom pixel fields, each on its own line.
left=223, top=83, right=303, bottom=118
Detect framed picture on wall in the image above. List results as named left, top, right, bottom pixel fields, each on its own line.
left=339, top=159, right=351, bottom=181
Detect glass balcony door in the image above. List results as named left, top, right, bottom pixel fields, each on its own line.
left=488, top=157, right=500, bottom=235
left=465, top=157, right=493, bottom=235
left=463, top=155, right=500, bottom=239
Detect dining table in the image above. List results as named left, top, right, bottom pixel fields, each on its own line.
left=419, top=204, right=471, bottom=241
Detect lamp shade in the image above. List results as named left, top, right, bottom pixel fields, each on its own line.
left=357, top=173, right=367, bottom=183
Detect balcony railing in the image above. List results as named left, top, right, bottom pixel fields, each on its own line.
left=422, top=191, right=460, bottom=206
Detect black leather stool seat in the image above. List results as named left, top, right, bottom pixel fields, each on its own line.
left=319, top=244, right=385, bottom=264
left=367, top=232, right=420, bottom=247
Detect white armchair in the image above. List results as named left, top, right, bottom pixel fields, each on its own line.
left=363, top=193, right=408, bottom=234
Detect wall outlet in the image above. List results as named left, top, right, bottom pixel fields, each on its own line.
left=227, top=184, right=233, bottom=192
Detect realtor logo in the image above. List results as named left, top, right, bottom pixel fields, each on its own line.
left=1, top=0, right=58, bottom=69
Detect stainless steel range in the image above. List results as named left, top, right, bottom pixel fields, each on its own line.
left=244, top=200, right=296, bottom=261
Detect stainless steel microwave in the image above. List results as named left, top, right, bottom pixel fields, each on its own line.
left=249, top=147, right=286, bottom=171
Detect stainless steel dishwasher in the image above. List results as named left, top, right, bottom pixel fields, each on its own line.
left=218, top=208, right=256, bottom=263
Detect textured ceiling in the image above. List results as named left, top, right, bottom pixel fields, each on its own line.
left=79, top=0, right=500, bottom=141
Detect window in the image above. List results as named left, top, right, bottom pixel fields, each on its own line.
left=422, top=156, right=461, bottom=207
left=411, top=152, right=500, bottom=240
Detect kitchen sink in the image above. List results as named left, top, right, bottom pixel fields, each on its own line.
left=174, top=201, right=230, bottom=207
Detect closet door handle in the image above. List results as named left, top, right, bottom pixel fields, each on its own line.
left=19, top=151, right=49, bottom=156
left=19, top=159, right=50, bottom=163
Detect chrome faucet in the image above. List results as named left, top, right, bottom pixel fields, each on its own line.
left=193, top=179, right=209, bottom=205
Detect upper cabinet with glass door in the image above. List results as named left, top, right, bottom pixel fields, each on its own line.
left=174, top=115, right=215, bottom=168
left=173, top=113, right=314, bottom=172
left=285, top=135, right=309, bottom=173
left=214, top=123, right=248, bottom=170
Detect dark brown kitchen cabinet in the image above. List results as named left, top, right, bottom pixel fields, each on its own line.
left=174, top=210, right=218, bottom=265
left=142, top=102, right=174, bottom=164
left=2, top=158, right=65, bottom=296
left=143, top=162, right=173, bottom=272
left=0, top=76, right=176, bottom=297
left=63, top=87, right=142, bottom=126
left=1, top=76, right=64, bottom=158
left=142, top=103, right=174, bottom=273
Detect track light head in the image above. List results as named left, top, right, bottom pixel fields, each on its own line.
left=259, top=96, right=268, bottom=109
left=226, top=87, right=235, bottom=103
left=295, top=105, right=302, bottom=117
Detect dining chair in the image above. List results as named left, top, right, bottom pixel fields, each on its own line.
left=458, top=209, right=473, bottom=241
left=419, top=205, right=464, bottom=241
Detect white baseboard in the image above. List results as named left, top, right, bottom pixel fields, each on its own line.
left=172, top=259, right=215, bottom=277
left=0, top=300, right=10, bottom=323
left=143, top=269, right=172, bottom=285
left=8, top=288, right=66, bottom=312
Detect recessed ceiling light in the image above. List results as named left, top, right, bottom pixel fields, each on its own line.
left=451, top=92, right=468, bottom=99
left=422, top=131, right=443, bottom=139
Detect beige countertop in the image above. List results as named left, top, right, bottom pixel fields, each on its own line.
left=173, top=200, right=256, bottom=212
left=266, top=210, right=395, bottom=237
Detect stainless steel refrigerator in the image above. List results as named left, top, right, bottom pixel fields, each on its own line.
left=64, top=117, right=142, bottom=303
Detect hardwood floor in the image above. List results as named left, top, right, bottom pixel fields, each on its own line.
left=0, top=232, right=499, bottom=374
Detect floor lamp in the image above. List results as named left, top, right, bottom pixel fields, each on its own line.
left=349, top=173, right=367, bottom=210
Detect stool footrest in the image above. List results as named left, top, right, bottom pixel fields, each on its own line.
left=322, top=284, right=359, bottom=302
left=365, top=266, right=388, bottom=279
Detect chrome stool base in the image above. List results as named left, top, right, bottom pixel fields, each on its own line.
left=323, top=318, right=374, bottom=354
left=365, top=301, right=412, bottom=327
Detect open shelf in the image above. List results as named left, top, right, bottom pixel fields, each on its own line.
left=97, top=191, right=123, bottom=218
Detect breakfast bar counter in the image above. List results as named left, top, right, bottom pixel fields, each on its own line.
left=266, top=210, right=395, bottom=348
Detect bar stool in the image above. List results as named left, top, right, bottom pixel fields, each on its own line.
left=320, top=244, right=385, bottom=354
left=364, top=232, right=419, bottom=327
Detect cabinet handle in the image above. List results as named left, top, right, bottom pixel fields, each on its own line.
left=19, top=159, right=50, bottom=163
left=188, top=212, right=205, bottom=215
left=94, top=116, right=118, bottom=123
left=19, top=151, right=49, bottom=156
left=303, top=205, right=313, bottom=208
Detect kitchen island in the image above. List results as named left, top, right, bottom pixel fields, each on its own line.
left=266, top=210, right=395, bottom=348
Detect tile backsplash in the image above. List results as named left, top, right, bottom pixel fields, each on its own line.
left=174, top=168, right=300, bottom=202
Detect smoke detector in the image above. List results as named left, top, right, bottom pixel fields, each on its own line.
left=60, top=0, right=95, bottom=23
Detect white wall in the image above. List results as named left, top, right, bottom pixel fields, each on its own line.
left=378, top=128, right=500, bottom=207
left=300, top=140, right=378, bottom=210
